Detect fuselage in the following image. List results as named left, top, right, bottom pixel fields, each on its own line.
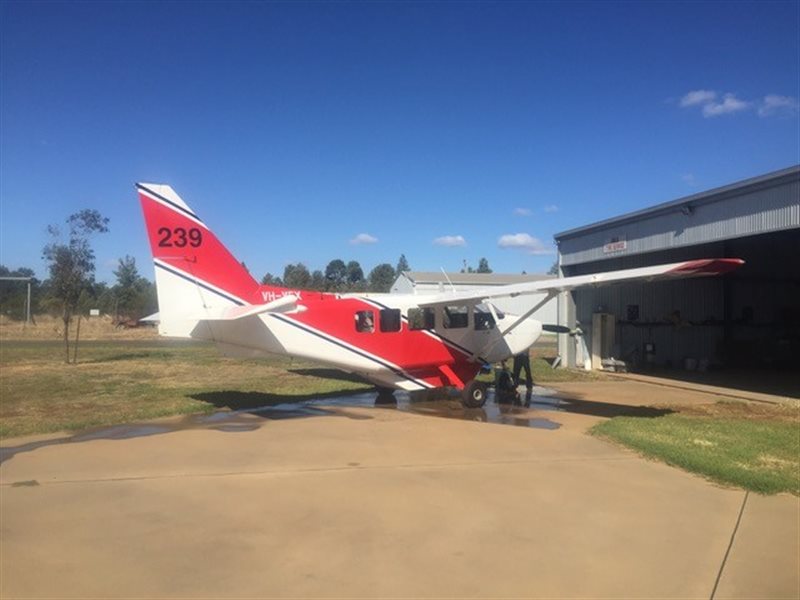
left=193, top=286, right=543, bottom=391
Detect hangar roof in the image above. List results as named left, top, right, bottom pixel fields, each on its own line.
left=556, top=165, right=799, bottom=240
left=554, top=164, right=799, bottom=267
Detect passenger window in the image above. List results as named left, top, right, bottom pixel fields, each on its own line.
left=380, top=308, right=401, bottom=333
left=408, top=307, right=435, bottom=330
left=355, top=310, right=374, bottom=333
left=443, top=305, right=468, bottom=329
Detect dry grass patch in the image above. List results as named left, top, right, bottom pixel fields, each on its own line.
left=1, top=339, right=371, bottom=439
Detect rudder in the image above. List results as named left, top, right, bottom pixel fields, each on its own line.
left=137, top=183, right=260, bottom=337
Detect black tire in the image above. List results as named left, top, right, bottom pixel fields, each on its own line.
left=375, top=387, right=397, bottom=405
left=462, top=380, right=488, bottom=408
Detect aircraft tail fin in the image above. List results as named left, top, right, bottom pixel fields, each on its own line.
left=137, top=183, right=262, bottom=337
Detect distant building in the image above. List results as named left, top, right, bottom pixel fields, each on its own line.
left=391, top=271, right=558, bottom=324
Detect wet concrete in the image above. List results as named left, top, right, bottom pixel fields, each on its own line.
left=3, top=380, right=797, bottom=599
left=0, top=386, right=562, bottom=464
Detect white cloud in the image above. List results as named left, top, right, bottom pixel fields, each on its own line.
left=513, top=207, right=532, bottom=217
left=680, top=90, right=716, bottom=107
left=497, top=233, right=554, bottom=255
left=433, top=235, right=466, bottom=247
left=350, top=233, right=378, bottom=245
left=678, top=89, right=752, bottom=118
left=702, top=93, right=750, bottom=117
left=758, top=94, right=799, bottom=117
left=543, top=204, right=559, bottom=213
left=681, top=173, right=697, bottom=186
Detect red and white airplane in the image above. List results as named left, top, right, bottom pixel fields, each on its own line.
left=137, top=183, right=743, bottom=407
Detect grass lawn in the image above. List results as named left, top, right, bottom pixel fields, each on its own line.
left=0, top=338, right=597, bottom=439
left=591, top=402, right=800, bottom=495
left=0, top=339, right=373, bottom=438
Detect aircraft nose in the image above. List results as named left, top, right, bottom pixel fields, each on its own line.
left=505, top=317, right=543, bottom=356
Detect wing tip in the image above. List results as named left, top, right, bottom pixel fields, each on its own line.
left=669, top=258, right=745, bottom=275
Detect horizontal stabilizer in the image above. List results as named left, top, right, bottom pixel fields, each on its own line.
left=211, top=295, right=299, bottom=321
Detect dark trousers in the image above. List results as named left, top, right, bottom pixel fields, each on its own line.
left=513, top=353, right=533, bottom=388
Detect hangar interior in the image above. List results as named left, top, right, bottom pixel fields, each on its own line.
left=555, top=166, right=799, bottom=393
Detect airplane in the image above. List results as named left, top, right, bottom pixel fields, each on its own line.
left=137, top=183, right=744, bottom=408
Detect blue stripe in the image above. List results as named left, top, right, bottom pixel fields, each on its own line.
left=154, top=261, right=245, bottom=306
left=269, top=313, right=429, bottom=389
left=137, top=184, right=204, bottom=224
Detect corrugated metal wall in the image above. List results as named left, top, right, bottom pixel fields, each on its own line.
left=573, top=276, right=725, bottom=367
left=562, top=230, right=800, bottom=370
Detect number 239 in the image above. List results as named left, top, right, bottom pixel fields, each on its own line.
left=157, top=227, right=202, bottom=248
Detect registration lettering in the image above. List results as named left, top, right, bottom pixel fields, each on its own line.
left=261, top=290, right=302, bottom=302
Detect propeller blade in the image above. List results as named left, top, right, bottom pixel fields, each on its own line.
left=542, top=324, right=572, bottom=334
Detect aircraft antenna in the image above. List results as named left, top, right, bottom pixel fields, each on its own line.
left=441, top=268, right=456, bottom=293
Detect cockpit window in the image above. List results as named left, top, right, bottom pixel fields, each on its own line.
left=474, top=304, right=495, bottom=330
left=443, top=305, right=468, bottom=329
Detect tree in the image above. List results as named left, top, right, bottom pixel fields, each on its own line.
left=477, top=258, right=492, bottom=273
left=42, top=209, right=109, bottom=363
left=112, top=256, right=156, bottom=319
left=113, top=256, right=139, bottom=317
left=283, top=263, right=311, bottom=289
left=396, top=254, right=410, bottom=274
left=325, top=259, right=347, bottom=291
left=345, top=261, right=364, bottom=289
left=368, top=263, right=396, bottom=293
left=261, top=272, right=283, bottom=287
left=310, top=270, right=325, bottom=291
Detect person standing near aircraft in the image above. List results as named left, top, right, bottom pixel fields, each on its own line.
left=513, top=348, right=533, bottom=390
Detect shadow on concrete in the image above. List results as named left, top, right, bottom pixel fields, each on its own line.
left=626, top=368, right=800, bottom=400
left=189, top=388, right=370, bottom=411
left=554, top=396, right=674, bottom=419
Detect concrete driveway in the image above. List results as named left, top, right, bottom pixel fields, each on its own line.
left=1, top=381, right=797, bottom=598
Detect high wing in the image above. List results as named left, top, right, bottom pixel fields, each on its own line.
left=415, top=258, right=744, bottom=308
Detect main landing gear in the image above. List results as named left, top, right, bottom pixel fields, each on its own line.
left=461, top=380, right=488, bottom=408
left=375, top=387, right=398, bottom=405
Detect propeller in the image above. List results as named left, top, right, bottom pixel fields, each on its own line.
left=542, top=324, right=576, bottom=335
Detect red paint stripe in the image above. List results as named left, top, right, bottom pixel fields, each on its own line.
left=668, top=258, right=745, bottom=276
left=140, top=191, right=262, bottom=303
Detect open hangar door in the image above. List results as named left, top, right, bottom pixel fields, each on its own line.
left=560, top=227, right=799, bottom=393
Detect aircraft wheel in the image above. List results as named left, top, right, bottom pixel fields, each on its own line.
left=462, top=380, right=488, bottom=408
left=375, top=387, right=397, bottom=405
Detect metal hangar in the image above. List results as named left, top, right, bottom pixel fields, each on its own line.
left=554, top=165, right=800, bottom=378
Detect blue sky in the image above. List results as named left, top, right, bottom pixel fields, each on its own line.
left=1, top=1, right=798, bottom=284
